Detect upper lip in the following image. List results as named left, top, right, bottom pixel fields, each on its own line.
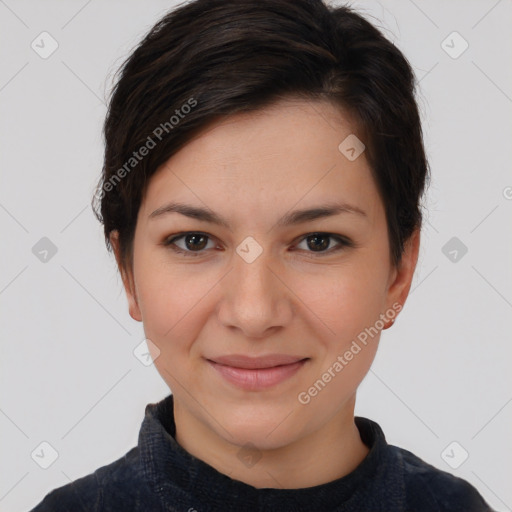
left=207, top=354, right=308, bottom=369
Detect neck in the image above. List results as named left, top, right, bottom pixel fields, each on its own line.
left=173, top=397, right=369, bottom=489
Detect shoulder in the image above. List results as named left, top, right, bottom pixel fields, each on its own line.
left=390, top=445, right=495, bottom=512
left=29, top=446, right=155, bottom=512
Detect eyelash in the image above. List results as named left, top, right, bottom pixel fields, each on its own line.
left=162, top=231, right=354, bottom=258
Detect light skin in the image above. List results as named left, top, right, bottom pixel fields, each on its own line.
left=110, top=98, right=420, bottom=489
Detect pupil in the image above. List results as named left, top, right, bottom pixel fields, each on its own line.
left=186, top=234, right=207, bottom=251
left=308, top=234, right=329, bottom=251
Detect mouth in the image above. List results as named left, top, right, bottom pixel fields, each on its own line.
left=206, top=354, right=310, bottom=391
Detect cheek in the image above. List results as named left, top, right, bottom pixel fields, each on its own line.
left=136, top=265, right=213, bottom=388
left=293, top=263, right=387, bottom=344
left=293, top=270, right=385, bottom=409
left=135, top=261, right=211, bottom=349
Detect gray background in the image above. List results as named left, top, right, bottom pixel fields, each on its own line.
left=1, top=0, right=511, bottom=510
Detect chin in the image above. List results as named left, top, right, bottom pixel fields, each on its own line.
left=213, top=402, right=306, bottom=450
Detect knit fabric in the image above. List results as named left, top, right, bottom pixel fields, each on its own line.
left=30, top=394, right=494, bottom=511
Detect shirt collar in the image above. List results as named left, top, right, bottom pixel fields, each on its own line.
left=139, top=394, right=405, bottom=511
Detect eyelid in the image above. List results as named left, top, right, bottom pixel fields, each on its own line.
left=163, top=231, right=354, bottom=258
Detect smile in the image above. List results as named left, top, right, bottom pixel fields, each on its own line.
left=206, top=354, right=309, bottom=391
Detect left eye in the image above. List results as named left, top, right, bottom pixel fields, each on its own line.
left=294, top=233, right=350, bottom=256
left=163, top=232, right=351, bottom=257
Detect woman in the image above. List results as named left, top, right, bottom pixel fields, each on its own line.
left=31, top=0, right=494, bottom=510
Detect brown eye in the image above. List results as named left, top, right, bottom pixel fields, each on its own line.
left=295, top=232, right=352, bottom=256
left=182, top=233, right=209, bottom=251
left=164, top=232, right=215, bottom=256
left=305, top=234, right=331, bottom=251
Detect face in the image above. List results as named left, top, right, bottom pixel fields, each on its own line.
left=112, top=98, right=419, bottom=451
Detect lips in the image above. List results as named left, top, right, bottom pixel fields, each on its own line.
left=206, top=354, right=309, bottom=390
left=209, top=354, right=306, bottom=369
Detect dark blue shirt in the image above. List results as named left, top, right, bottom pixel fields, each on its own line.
left=30, top=394, right=494, bottom=511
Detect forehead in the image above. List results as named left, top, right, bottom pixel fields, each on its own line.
left=176, top=98, right=355, bottom=168
left=139, top=98, right=382, bottom=226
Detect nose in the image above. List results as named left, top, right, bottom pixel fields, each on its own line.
left=216, top=248, right=293, bottom=339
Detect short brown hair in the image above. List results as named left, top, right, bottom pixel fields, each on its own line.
left=92, top=0, right=430, bottom=272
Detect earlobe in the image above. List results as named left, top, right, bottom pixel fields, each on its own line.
left=109, top=231, right=143, bottom=323
left=127, top=295, right=143, bottom=323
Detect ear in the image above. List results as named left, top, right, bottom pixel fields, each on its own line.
left=109, top=231, right=142, bottom=322
left=383, top=227, right=421, bottom=328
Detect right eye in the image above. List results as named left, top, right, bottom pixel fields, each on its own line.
left=163, top=232, right=218, bottom=257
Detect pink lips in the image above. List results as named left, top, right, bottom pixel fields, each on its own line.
left=207, top=354, right=308, bottom=391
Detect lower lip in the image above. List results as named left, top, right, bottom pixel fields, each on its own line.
left=208, top=359, right=308, bottom=391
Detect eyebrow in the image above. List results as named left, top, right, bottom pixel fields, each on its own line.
left=148, top=201, right=367, bottom=228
